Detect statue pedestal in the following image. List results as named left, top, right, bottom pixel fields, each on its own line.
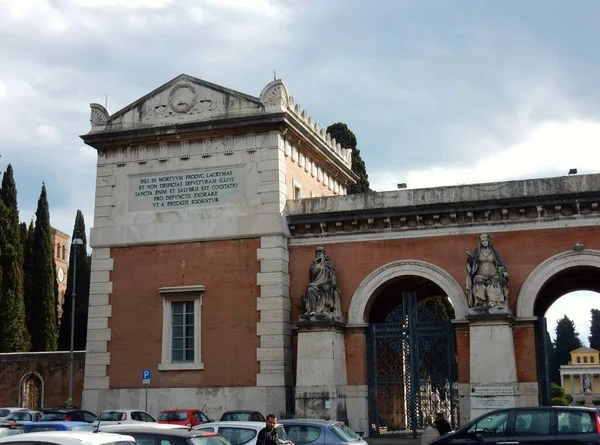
left=584, top=389, right=593, bottom=407
left=468, top=312, right=518, bottom=420
left=295, top=318, right=348, bottom=422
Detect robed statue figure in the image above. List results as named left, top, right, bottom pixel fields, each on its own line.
left=304, top=247, right=342, bottom=318
left=465, top=233, right=510, bottom=309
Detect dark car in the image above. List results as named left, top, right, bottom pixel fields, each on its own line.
left=39, top=408, right=97, bottom=423
left=220, top=412, right=265, bottom=422
left=430, top=406, right=600, bottom=444
left=279, top=419, right=366, bottom=445
left=97, top=424, right=231, bottom=445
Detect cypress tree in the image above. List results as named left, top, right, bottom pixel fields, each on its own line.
left=0, top=165, right=30, bottom=351
left=589, top=309, right=600, bottom=351
left=554, top=315, right=583, bottom=367
left=58, top=210, right=91, bottom=351
left=326, top=122, right=371, bottom=193
left=23, top=219, right=35, bottom=338
left=29, top=184, right=58, bottom=351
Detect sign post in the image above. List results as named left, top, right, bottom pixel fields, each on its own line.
left=142, top=369, right=151, bottom=412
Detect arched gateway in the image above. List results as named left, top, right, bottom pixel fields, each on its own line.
left=81, top=74, right=600, bottom=439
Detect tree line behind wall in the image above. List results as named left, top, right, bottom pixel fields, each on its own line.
left=0, top=163, right=91, bottom=353
left=549, top=310, right=600, bottom=384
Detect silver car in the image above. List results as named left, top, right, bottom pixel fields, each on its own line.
left=278, top=420, right=367, bottom=445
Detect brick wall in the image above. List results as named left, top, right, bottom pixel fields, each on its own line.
left=286, top=158, right=337, bottom=198
left=0, top=352, right=85, bottom=409
left=108, top=238, right=260, bottom=388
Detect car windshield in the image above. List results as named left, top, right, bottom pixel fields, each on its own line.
left=0, top=410, right=9, bottom=418
left=159, top=412, right=189, bottom=421
left=0, top=428, right=24, bottom=438
left=7, top=412, right=31, bottom=421
left=221, top=413, right=253, bottom=421
left=330, top=424, right=361, bottom=442
left=189, top=436, right=231, bottom=445
left=40, top=413, right=67, bottom=421
left=99, top=412, right=125, bottom=421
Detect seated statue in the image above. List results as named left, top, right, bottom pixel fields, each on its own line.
left=465, top=233, right=509, bottom=308
left=304, top=247, right=342, bottom=318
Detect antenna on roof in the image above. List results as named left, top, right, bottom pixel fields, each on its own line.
left=104, top=94, right=109, bottom=109
left=273, top=70, right=276, bottom=81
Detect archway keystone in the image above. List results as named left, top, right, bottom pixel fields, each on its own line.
left=347, top=259, right=469, bottom=325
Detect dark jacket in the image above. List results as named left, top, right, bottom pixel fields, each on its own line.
left=435, top=418, right=452, bottom=435
left=257, top=427, right=279, bottom=445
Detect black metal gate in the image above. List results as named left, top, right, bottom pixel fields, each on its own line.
left=535, top=316, right=552, bottom=406
left=367, top=292, right=459, bottom=437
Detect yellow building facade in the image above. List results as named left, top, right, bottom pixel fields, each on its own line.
left=560, top=347, right=600, bottom=398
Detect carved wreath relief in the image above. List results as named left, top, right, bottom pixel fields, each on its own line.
left=465, top=233, right=510, bottom=309
left=146, top=82, right=225, bottom=122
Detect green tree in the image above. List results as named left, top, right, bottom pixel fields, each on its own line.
left=589, top=309, right=600, bottom=351
left=58, top=210, right=91, bottom=351
left=29, top=184, right=58, bottom=351
left=22, top=219, right=35, bottom=337
left=0, top=164, right=31, bottom=351
left=326, top=122, right=371, bottom=193
left=554, top=315, right=583, bottom=368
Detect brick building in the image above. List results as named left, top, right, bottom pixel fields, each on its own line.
left=80, top=74, right=600, bottom=436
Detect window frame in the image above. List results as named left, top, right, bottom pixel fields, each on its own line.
left=158, top=285, right=205, bottom=371
left=292, top=179, right=302, bottom=199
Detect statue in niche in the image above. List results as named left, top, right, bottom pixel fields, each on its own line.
left=465, top=233, right=510, bottom=309
left=584, top=374, right=592, bottom=392
left=303, top=247, right=342, bottom=319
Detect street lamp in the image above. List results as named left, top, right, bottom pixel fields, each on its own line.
left=67, top=238, right=84, bottom=408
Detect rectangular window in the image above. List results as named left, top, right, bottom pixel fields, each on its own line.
left=158, top=285, right=205, bottom=371
left=513, top=410, right=551, bottom=435
left=556, top=410, right=596, bottom=434
left=171, top=301, right=195, bottom=362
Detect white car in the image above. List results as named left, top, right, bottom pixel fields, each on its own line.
left=0, top=409, right=26, bottom=423
left=0, top=431, right=137, bottom=445
left=194, top=421, right=290, bottom=445
left=94, top=409, right=156, bottom=425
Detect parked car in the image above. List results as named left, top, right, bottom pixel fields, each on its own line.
left=96, top=424, right=231, bottom=445
left=0, top=424, right=25, bottom=438
left=23, top=421, right=97, bottom=433
left=0, top=409, right=26, bottom=423
left=94, top=410, right=156, bottom=425
left=278, top=419, right=366, bottom=445
left=195, top=421, right=292, bottom=445
left=220, top=412, right=265, bottom=423
left=4, top=410, right=42, bottom=423
left=157, top=409, right=211, bottom=427
left=429, top=406, right=600, bottom=444
left=0, top=431, right=137, bottom=445
left=39, top=408, right=97, bottom=423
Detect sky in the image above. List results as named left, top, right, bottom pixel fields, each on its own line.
left=1, top=0, right=600, bottom=339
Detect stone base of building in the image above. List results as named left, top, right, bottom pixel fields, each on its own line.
left=82, top=386, right=290, bottom=420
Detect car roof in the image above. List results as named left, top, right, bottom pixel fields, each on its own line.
left=160, top=409, right=202, bottom=412
left=0, top=431, right=134, bottom=444
left=97, top=425, right=218, bottom=437
left=222, top=411, right=261, bottom=414
left=200, top=421, right=267, bottom=427
left=278, top=419, right=340, bottom=426
left=32, top=421, right=91, bottom=425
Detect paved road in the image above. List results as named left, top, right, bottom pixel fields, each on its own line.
left=367, top=438, right=421, bottom=445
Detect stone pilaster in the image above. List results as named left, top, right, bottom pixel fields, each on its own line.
left=83, top=248, right=113, bottom=394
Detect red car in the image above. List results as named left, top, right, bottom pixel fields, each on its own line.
left=157, top=409, right=211, bottom=427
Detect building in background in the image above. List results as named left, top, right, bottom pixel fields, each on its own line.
left=51, top=227, right=70, bottom=319
left=560, top=347, right=600, bottom=400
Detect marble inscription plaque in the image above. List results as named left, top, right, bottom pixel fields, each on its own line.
left=470, top=383, right=515, bottom=396
left=128, top=166, right=245, bottom=212
left=471, top=395, right=515, bottom=410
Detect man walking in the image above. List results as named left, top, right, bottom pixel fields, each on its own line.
left=257, top=414, right=280, bottom=445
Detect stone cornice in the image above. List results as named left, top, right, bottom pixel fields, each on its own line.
left=287, top=174, right=600, bottom=237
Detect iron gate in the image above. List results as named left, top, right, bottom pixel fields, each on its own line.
left=367, top=292, right=459, bottom=437
left=535, top=316, right=552, bottom=406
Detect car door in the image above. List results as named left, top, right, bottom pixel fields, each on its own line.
left=443, top=410, right=512, bottom=445
left=554, top=409, right=599, bottom=445
left=504, top=409, right=555, bottom=444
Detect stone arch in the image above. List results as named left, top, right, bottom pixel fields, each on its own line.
left=18, top=372, right=44, bottom=410
left=517, top=249, right=600, bottom=318
left=348, top=259, right=469, bottom=325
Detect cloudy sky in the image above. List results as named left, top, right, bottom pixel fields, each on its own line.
left=1, top=0, right=600, bottom=339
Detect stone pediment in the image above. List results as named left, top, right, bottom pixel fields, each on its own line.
left=89, top=74, right=264, bottom=132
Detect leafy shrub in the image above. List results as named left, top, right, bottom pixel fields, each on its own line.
left=551, top=383, right=565, bottom=398
left=552, top=397, right=568, bottom=406
left=564, top=394, right=574, bottom=404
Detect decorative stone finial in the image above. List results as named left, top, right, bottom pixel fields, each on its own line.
left=90, top=103, right=109, bottom=129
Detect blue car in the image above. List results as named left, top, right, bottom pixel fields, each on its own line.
left=23, top=421, right=96, bottom=433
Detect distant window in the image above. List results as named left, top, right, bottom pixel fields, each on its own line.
left=577, top=357, right=581, bottom=363
left=513, top=410, right=551, bottom=435
left=62, top=245, right=66, bottom=260
left=592, top=357, right=595, bottom=363
left=56, top=244, right=60, bottom=258
left=294, top=186, right=301, bottom=199
left=584, top=356, right=588, bottom=363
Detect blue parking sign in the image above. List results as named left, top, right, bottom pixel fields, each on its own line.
left=142, top=369, right=151, bottom=384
